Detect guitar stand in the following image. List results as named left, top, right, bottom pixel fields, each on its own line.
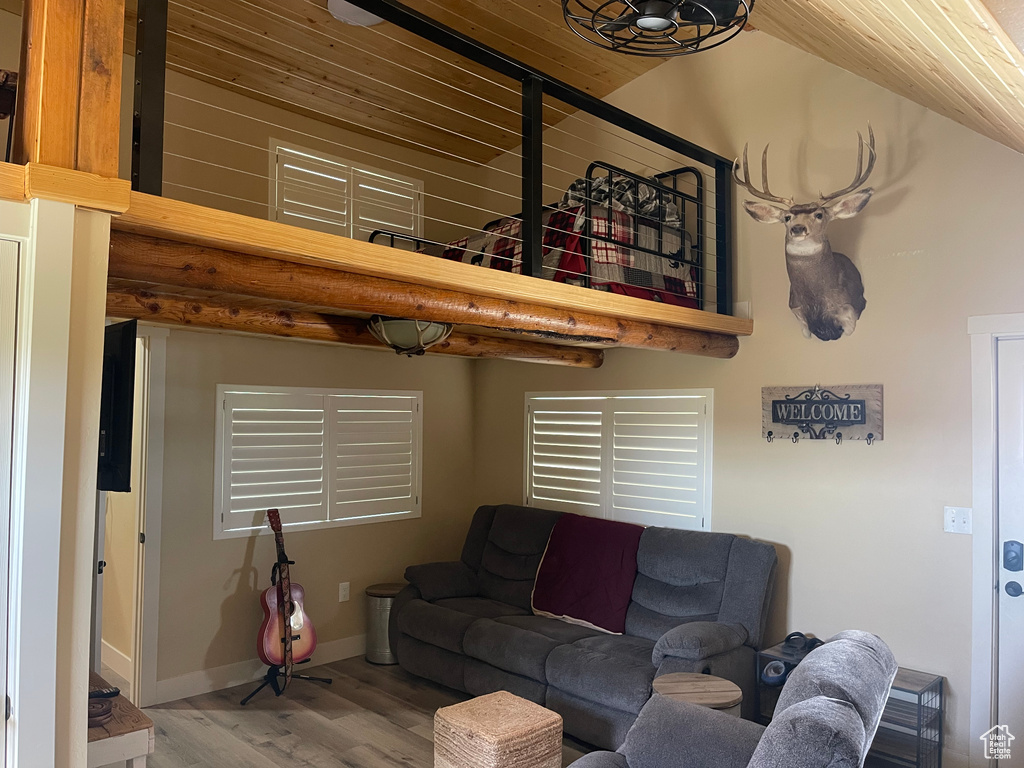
left=239, top=659, right=333, bottom=705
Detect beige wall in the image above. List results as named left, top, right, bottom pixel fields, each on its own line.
left=472, top=30, right=1024, bottom=765
left=156, top=329, right=476, bottom=682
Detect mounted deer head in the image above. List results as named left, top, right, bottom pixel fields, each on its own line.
left=734, top=128, right=876, bottom=341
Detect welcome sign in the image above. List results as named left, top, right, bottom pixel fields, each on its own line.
left=762, top=384, right=883, bottom=442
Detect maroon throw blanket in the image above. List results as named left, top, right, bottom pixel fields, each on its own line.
left=532, top=513, right=644, bottom=634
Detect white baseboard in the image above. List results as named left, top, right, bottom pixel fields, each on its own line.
left=101, top=640, right=133, bottom=683
left=152, top=633, right=366, bottom=705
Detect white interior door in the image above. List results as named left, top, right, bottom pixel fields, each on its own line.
left=0, top=240, right=20, bottom=764
left=996, top=336, right=1024, bottom=746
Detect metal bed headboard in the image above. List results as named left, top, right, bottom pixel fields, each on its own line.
left=583, top=162, right=705, bottom=306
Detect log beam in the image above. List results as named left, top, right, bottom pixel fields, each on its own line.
left=106, top=288, right=605, bottom=368
left=108, top=231, right=740, bottom=358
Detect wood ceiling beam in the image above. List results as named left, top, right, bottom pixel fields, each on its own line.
left=108, top=230, right=741, bottom=357
left=107, top=286, right=604, bottom=367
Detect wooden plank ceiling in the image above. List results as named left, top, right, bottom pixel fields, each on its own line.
left=753, top=0, right=1024, bottom=156
left=122, top=0, right=664, bottom=165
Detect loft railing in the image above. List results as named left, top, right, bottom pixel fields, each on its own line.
left=129, top=0, right=735, bottom=315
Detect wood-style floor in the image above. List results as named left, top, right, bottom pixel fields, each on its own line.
left=146, top=657, right=591, bottom=767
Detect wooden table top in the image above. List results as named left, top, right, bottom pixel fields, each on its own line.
left=652, top=673, right=743, bottom=709
left=87, top=672, right=154, bottom=743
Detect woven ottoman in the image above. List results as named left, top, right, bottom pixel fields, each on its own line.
left=434, top=691, right=563, bottom=768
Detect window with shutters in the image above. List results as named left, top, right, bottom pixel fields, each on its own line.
left=524, top=390, right=712, bottom=531
left=269, top=141, right=423, bottom=243
left=214, top=385, right=422, bottom=539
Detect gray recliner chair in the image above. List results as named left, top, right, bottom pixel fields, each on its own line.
left=570, top=630, right=898, bottom=768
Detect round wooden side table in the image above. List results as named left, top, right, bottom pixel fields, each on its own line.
left=652, top=672, right=743, bottom=717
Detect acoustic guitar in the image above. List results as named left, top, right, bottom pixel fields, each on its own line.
left=257, top=509, right=318, bottom=685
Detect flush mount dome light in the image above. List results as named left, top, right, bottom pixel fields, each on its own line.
left=563, top=0, right=752, bottom=57
left=327, top=0, right=384, bottom=26
left=367, top=316, right=454, bottom=356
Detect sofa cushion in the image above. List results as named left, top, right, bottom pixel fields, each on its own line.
left=496, top=615, right=603, bottom=644
left=748, top=697, right=865, bottom=768
left=625, top=528, right=734, bottom=641
left=619, top=695, right=764, bottom=768
left=433, top=596, right=529, bottom=620
left=465, top=658, right=548, bottom=705
left=397, top=599, right=478, bottom=654
left=477, top=505, right=561, bottom=610
left=532, top=513, right=643, bottom=634
left=546, top=639, right=656, bottom=714
left=575, top=634, right=656, bottom=666
left=464, top=619, right=561, bottom=682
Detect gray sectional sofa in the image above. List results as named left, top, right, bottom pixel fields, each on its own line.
left=569, top=631, right=898, bottom=768
left=388, top=504, right=778, bottom=750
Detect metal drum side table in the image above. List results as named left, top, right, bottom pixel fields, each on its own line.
left=365, top=582, right=405, bottom=665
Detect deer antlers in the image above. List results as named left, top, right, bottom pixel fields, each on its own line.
left=732, top=144, right=794, bottom=207
left=819, top=125, right=876, bottom=202
left=732, top=126, right=876, bottom=206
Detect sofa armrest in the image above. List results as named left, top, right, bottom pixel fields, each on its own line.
left=619, top=695, right=764, bottom=768
left=404, top=561, right=478, bottom=601
left=568, top=752, right=629, bottom=768
left=652, top=622, right=747, bottom=665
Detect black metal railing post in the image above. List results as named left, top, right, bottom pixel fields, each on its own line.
left=714, top=159, right=733, bottom=315
left=131, top=0, right=168, bottom=194
left=521, top=75, right=544, bottom=278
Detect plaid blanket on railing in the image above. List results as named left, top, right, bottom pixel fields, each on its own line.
left=436, top=206, right=698, bottom=307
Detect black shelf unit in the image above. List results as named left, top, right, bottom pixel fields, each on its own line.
left=754, top=640, right=819, bottom=724
left=867, top=668, right=944, bottom=768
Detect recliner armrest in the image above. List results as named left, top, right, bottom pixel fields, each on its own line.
left=404, top=561, right=478, bottom=601
left=652, top=621, right=747, bottom=665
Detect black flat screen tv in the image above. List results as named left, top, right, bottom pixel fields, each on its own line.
left=97, top=319, right=138, bottom=492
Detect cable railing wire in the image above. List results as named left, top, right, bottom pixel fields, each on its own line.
left=165, top=0, right=529, bottom=143
left=166, top=31, right=524, bottom=164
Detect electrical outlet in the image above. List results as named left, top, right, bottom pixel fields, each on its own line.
left=338, top=582, right=350, bottom=602
left=944, top=506, right=973, bottom=535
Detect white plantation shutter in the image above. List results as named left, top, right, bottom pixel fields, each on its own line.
left=351, top=168, right=422, bottom=242
left=610, top=396, right=708, bottom=529
left=525, top=391, right=712, bottom=531
left=215, top=386, right=422, bottom=539
left=328, top=393, right=421, bottom=523
left=218, top=391, right=328, bottom=536
left=273, top=146, right=352, bottom=236
left=526, top=398, right=604, bottom=513
left=271, top=142, right=422, bottom=242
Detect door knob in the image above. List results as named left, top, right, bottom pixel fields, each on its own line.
left=1005, top=541, right=1023, bottom=572
left=1007, top=581, right=1023, bottom=598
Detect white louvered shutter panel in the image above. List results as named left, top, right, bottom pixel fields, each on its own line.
left=273, top=146, right=352, bottom=237
left=328, top=393, right=422, bottom=523
left=526, top=397, right=605, bottom=513
left=219, top=391, right=328, bottom=535
left=610, top=395, right=709, bottom=530
left=351, top=167, right=423, bottom=243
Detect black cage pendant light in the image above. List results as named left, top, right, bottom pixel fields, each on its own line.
left=563, top=0, right=753, bottom=56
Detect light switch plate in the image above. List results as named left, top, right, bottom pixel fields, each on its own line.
left=944, top=506, right=973, bottom=535
left=339, top=582, right=350, bottom=602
